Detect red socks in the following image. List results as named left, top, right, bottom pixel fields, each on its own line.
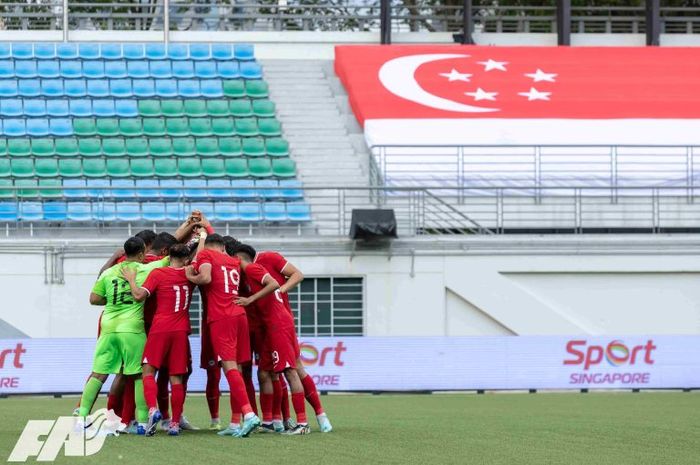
left=301, top=375, right=324, bottom=415
left=280, top=377, right=290, bottom=421
left=157, top=372, right=170, bottom=418
left=205, top=368, right=221, bottom=420
left=291, top=392, right=307, bottom=424
left=272, top=379, right=283, bottom=421
left=170, top=383, right=185, bottom=424
left=224, top=369, right=253, bottom=419
left=142, top=374, right=158, bottom=411
left=120, top=378, right=135, bottom=425
left=260, top=392, right=273, bottom=423
left=242, top=369, right=258, bottom=415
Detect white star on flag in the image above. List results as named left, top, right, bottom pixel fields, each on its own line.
left=439, top=69, right=472, bottom=82
left=465, top=88, right=498, bottom=101
left=477, top=59, right=508, bottom=71
left=525, top=69, right=557, bottom=82
left=518, top=87, right=551, bottom=101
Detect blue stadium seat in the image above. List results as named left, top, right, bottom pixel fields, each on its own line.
left=4, top=119, right=25, bottom=137
left=115, top=100, right=138, bottom=117
left=240, top=62, right=262, bottom=79
left=179, top=79, right=201, bottom=98
left=44, top=202, right=67, bottom=221
left=168, top=44, right=189, bottom=60
left=69, top=99, right=92, bottom=117
left=16, top=60, right=38, bottom=78
left=35, top=43, right=56, bottom=60
left=93, top=202, right=116, bottom=221
left=19, top=202, right=43, bottom=221
left=279, top=180, right=303, bottom=199
left=195, top=61, right=217, bottom=79
left=87, top=79, right=109, bottom=98
left=56, top=43, right=78, bottom=60
left=190, top=202, right=214, bottom=218
left=287, top=202, right=311, bottom=221
left=37, top=60, right=60, bottom=78
left=24, top=99, right=47, bottom=117
left=256, top=179, right=279, bottom=198
left=68, top=202, right=93, bottom=221
left=41, top=79, right=63, bottom=97
left=146, top=43, right=167, bottom=60
left=79, top=43, right=100, bottom=60
left=127, top=60, right=149, bottom=79
left=212, top=44, right=233, bottom=61
left=172, top=61, right=195, bottom=79
left=214, top=202, right=238, bottom=221
left=111, top=79, right=132, bottom=98
left=65, top=79, right=87, bottom=97
left=263, top=202, right=287, bottom=222
left=150, top=61, right=172, bottom=79
left=208, top=179, right=231, bottom=197
left=12, top=43, right=34, bottom=60
left=105, top=60, right=128, bottom=78
left=217, top=61, right=239, bottom=79
left=112, top=179, right=135, bottom=199
left=50, top=119, right=72, bottom=136
left=0, top=60, right=13, bottom=78
left=0, top=203, right=18, bottom=221
left=0, top=44, right=9, bottom=60
left=160, top=179, right=183, bottom=199
left=46, top=99, right=69, bottom=117
left=135, top=179, right=160, bottom=199
left=116, top=202, right=141, bottom=221
left=101, top=43, right=123, bottom=60
left=184, top=179, right=208, bottom=199
left=63, top=179, right=87, bottom=199
left=239, top=202, right=262, bottom=221
left=231, top=179, right=257, bottom=199
left=166, top=202, right=184, bottom=221
left=0, top=99, right=22, bottom=117
left=234, top=44, right=255, bottom=61
left=154, top=79, right=176, bottom=98
left=142, top=202, right=166, bottom=221
left=123, top=44, right=145, bottom=60
left=201, top=80, right=223, bottom=98
left=86, top=179, right=111, bottom=198
left=133, top=79, right=156, bottom=98
left=60, top=60, right=82, bottom=78
left=93, top=99, right=116, bottom=117
left=189, top=44, right=211, bottom=61
left=0, top=79, right=18, bottom=97
left=83, top=61, right=105, bottom=78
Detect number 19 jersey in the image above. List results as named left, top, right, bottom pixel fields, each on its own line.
left=193, top=248, right=246, bottom=323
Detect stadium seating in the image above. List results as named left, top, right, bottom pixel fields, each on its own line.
left=0, top=42, right=308, bottom=223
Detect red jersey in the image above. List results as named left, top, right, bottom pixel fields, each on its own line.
left=117, top=253, right=164, bottom=329
left=116, top=253, right=162, bottom=264
left=239, top=278, right=262, bottom=331
left=243, top=262, right=294, bottom=330
left=193, top=248, right=246, bottom=323
left=255, top=251, right=292, bottom=312
left=141, top=266, right=194, bottom=334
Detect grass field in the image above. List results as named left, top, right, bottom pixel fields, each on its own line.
left=0, top=392, right=698, bottom=464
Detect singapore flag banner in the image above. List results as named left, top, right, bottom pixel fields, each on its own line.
left=334, top=45, right=700, bottom=147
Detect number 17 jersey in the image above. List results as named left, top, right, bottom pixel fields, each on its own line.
left=193, top=248, right=246, bottom=324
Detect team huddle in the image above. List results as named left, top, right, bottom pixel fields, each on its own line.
left=76, top=211, right=332, bottom=437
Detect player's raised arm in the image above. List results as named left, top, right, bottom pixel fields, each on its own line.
left=236, top=272, right=279, bottom=307
left=186, top=262, right=211, bottom=285
left=173, top=216, right=198, bottom=243
left=279, top=261, right=304, bottom=295
left=97, top=248, right=125, bottom=277
left=121, top=267, right=149, bottom=302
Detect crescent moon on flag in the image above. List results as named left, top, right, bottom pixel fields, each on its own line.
left=378, top=54, right=499, bottom=113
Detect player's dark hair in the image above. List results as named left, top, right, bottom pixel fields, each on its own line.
left=204, top=233, right=225, bottom=247
left=222, top=235, right=241, bottom=256
left=135, top=230, right=156, bottom=248
left=232, top=243, right=257, bottom=261
left=151, top=232, right=177, bottom=254
left=169, top=243, right=191, bottom=260
left=124, top=236, right=146, bottom=258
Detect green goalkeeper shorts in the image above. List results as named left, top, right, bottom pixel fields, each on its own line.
left=92, top=332, right=146, bottom=375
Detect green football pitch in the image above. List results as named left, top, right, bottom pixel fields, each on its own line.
left=0, top=392, right=698, bottom=464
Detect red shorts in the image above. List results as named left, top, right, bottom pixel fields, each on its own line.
left=209, top=314, right=251, bottom=365
left=143, top=330, right=191, bottom=375
left=266, top=325, right=300, bottom=373
left=200, top=322, right=217, bottom=369
left=249, top=325, right=265, bottom=365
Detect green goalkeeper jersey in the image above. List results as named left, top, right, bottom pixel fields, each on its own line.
left=91, top=257, right=169, bottom=334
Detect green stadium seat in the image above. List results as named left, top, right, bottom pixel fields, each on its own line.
left=252, top=99, right=276, bottom=118
left=106, top=159, right=130, bottom=177
left=84, top=158, right=107, bottom=178
left=272, top=158, right=297, bottom=178
left=224, top=158, right=248, bottom=177
left=230, top=99, right=253, bottom=117
left=103, top=138, right=126, bottom=157
left=120, top=118, right=143, bottom=137
left=126, top=138, right=148, bottom=157
left=31, top=138, right=55, bottom=157
left=173, top=137, right=195, bottom=157
left=11, top=159, right=34, bottom=178
left=246, top=80, right=269, bottom=98
left=178, top=158, right=202, bottom=177
left=266, top=138, right=289, bottom=157
left=235, top=118, right=258, bottom=137
left=55, top=138, right=79, bottom=157
left=39, top=179, right=62, bottom=198
left=131, top=159, right=155, bottom=177
left=59, top=159, right=82, bottom=177
left=35, top=159, right=59, bottom=178
left=16, top=179, right=38, bottom=198
left=212, top=117, right=235, bottom=137
left=259, top=118, right=282, bottom=137
left=150, top=138, right=173, bottom=157
left=0, top=179, right=12, bottom=198
left=73, top=118, right=97, bottom=136
left=184, top=99, right=207, bottom=117
left=166, top=117, right=190, bottom=137
left=242, top=138, right=266, bottom=157
left=8, top=139, right=31, bottom=157
left=79, top=138, right=102, bottom=157
left=0, top=139, right=6, bottom=156
left=219, top=137, right=242, bottom=157
left=0, top=159, right=10, bottom=177
left=154, top=158, right=177, bottom=177
left=190, top=118, right=213, bottom=137
left=249, top=158, right=272, bottom=178
left=96, top=118, right=119, bottom=137
left=161, top=100, right=184, bottom=117
left=202, top=158, right=225, bottom=177
left=138, top=99, right=161, bottom=117
left=196, top=138, right=219, bottom=157
left=223, top=80, right=245, bottom=98
left=143, top=118, right=166, bottom=137
left=207, top=100, right=230, bottom=117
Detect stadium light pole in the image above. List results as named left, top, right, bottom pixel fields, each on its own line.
left=461, top=0, right=474, bottom=45
left=62, top=0, right=68, bottom=42
left=646, top=0, right=661, bottom=46
left=164, top=0, right=170, bottom=45
left=556, top=0, right=571, bottom=46
left=380, top=0, right=391, bottom=44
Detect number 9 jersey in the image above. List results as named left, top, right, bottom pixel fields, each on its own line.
left=192, top=248, right=246, bottom=323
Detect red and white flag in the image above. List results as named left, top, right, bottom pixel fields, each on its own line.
left=334, top=45, right=700, bottom=146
